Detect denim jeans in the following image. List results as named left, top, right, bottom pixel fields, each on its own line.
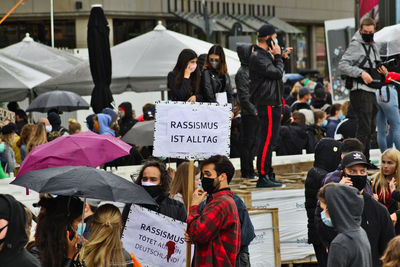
left=375, top=85, right=400, bottom=152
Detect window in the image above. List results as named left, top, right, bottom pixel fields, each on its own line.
left=272, top=6, right=276, bottom=16
left=210, top=1, right=214, bottom=13
left=267, top=5, right=270, bottom=16
left=243, top=4, right=246, bottom=15
left=0, top=20, right=76, bottom=48
left=232, top=3, right=235, bottom=14
left=238, top=3, right=241, bottom=15
left=262, top=5, right=265, bottom=16
left=257, top=5, right=260, bottom=16
left=217, top=2, right=220, bottom=14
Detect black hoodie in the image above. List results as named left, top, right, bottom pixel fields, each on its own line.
left=305, top=138, right=341, bottom=244
left=118, top=102, right=137, bottom=137
left=236, top=44, right=257, bottom=116
left=325, top=184, right=372, bottom=267
left=0, top=194, right=40, bottom=267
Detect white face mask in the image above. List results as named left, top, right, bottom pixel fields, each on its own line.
left=141, top=181, right=157, bottom=186
left=46, top=125, right=52, bottom=133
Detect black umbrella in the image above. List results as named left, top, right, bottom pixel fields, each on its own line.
left=26, top=90, right=90, bottom=112
left=88, top=6, right=113, bottom=113
left=11, top=166, right=157, bottom=206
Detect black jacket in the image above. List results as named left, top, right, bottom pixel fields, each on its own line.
left=305, top=139, right=342, bottom=244
left=236, top=44, right=257, bottom=116
left=249, top=45, right=284, bottom=108
left=290, top=101, right=311, bottom=112
left=0, top=194, right=41, bottom=267
left=167, top=71, right=202, bottom=102
left=316, top=192, right=395, bottom=267
left=200, top=68, right=233, bottom=104
left=276, top=124, right=314, bottom=156
left=118, top=102, right=138, bottom=137
left=122, top=195, right=187, bottom=228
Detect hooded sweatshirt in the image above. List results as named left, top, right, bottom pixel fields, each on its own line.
left=0, top=194, right=41, bottom=267
left=118, top=102, right=137, bottom=137
left=97, top=113, right=115, bottom=136
left=338, top=31, right=381, bottom=93
left=305, top=138, right=341, bottom=244
left=236, top=44, right=257, bottom=116
left=325, top=184, right=372, bottom=267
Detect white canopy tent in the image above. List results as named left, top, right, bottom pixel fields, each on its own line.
left=0, top=52, right=52, bottom=102
left=35, top=22, right=241, bottom=95
left=2, top=33, right=83, bottom=76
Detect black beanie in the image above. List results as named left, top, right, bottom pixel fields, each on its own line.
left=1, top=123, right=16, bottom=135
left=258, top=24, right=276, bottom=38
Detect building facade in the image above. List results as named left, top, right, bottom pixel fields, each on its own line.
left=0, top=0, right=354, bottom=76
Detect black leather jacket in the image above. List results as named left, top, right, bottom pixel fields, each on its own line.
left=236, top=44, right=257, bottom=116
left=249, top=45, right=284, bottom=108
left=200, top=68, right=233, bottom=104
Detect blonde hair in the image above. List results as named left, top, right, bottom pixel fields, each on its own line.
left=1, top=132, right=15, bottom=147
left=291, top=82, right=302, bottom=96
left=80, top=204, right=125, bottom=267
left=342, top=101, right=350, bottom=117
left=170, top=162, right=200, bottom=208
left=372, top=149, right=400, bottom=201
left=381, top=236, right=400, bottom=267
left=26, top=123, right=47, bottom=154
left=68, top=119, right=81, bottom=135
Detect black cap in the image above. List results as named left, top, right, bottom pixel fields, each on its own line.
left=299, top=87, right=311, bottom=98
left=342, top=151, right=369, bottom=168
left=258, top=24, right=276, bottom=38
left=1, top=123, right=16, bottom=135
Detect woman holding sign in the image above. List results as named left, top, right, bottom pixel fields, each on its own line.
left=168, top=49, right=201, bottom=102
left=200, top=45, right=233, bottom=105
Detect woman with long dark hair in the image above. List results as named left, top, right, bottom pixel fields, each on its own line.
left=27, top=195, right=83, bottom=267
left=168, top=49, right=201, bottom=102
left=200, top=44, right=233, bottom=104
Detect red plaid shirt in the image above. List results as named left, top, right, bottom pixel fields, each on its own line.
left=187, top=188, right=241, bottom=267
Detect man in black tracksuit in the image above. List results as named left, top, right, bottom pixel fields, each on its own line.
left=249, top=24, right=285, bottom=187
left=236, top=44, right=258, bottom=179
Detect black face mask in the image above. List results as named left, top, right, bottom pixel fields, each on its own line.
left=0, top=224, right=7, bottom=246
left=345, top=173, right=368, bottom=191
left=361, top=33, right=374, bottom=43
left=143, top=185, right=162, bottom=198
left=201, top=173, right=220, bottom=195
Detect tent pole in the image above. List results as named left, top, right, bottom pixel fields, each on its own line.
left=50, top=0, right=54, bottom=48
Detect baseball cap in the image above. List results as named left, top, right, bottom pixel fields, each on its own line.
left=299, top=87, right=311, bottom=98
left=258, top=24, right=276, bottom=38
left=342, top=151, right=369, bottom=168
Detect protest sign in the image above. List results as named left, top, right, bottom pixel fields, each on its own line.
left=121, top=204, right=189, bottom=267
left=153, top=101, right=231, bottom=160
left=0, top=108, right=15, bottom=124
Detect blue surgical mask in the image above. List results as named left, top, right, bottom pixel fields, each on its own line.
left=321, top=120, right=328, bottom=127
left=306, top=99, right=312, bottom=105
left=0, top=142, right=4, bottom=153
left=321, top=210, right=333, bottom=227
left=77, top=223, right=86, bottom=236
left=338, top=115, right=345, bottom=120
left=274, top=39, right=278, bottom=45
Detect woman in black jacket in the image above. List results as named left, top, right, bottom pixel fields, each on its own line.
left=200, top=45, right=233, bottom=104
left=167, top=49, right=201, bottom=102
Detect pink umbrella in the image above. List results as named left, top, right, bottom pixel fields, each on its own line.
left=17, top=131, right=131, bottom=178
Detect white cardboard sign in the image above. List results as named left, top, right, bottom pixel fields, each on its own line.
left=121, top=205, right=188, bottom=267
left=153, top=101, right=231, bottom=160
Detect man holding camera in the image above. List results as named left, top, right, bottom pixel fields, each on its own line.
left=339, top=18, right=381, bottom=162
left=249, top=24, right=291, bottom=187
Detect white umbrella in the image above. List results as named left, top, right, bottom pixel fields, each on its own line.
left=0, top=52, right=52, bottom=101
left=374, top=24, right=400, bottom=57
left=2, top=33, right=83, bottom=76
left=35, top=21, right=240, bottom=95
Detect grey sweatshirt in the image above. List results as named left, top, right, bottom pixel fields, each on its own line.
left=326, top=184, right=372, bottom=267
left=338, top=31, right=380, bottom=93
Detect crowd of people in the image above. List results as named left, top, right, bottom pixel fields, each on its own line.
left=0, top=154, right=254, bottom=267
left=3, top=16, right=400, bottom=267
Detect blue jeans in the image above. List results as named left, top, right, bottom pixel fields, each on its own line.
left=376, top=85, right=400, bottom=152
